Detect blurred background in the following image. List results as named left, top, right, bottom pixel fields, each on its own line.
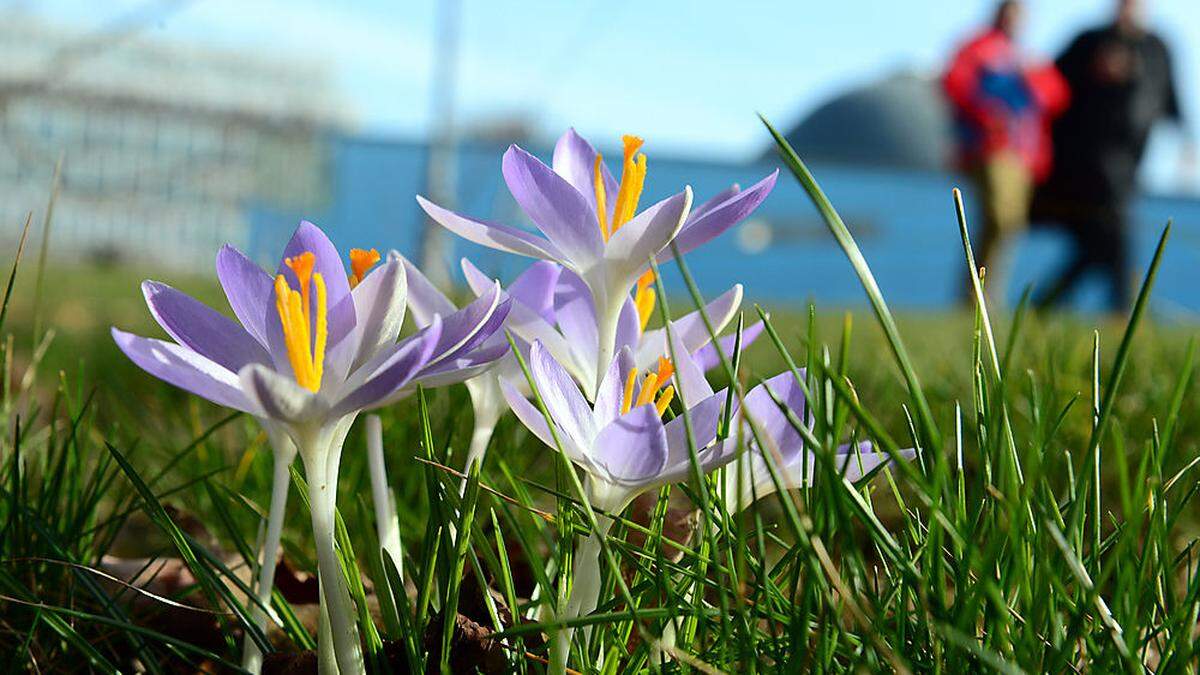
left=1, top=0, right=1197, bottom=313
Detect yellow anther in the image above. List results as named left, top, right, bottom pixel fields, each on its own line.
left=349, top=248, right=380, bottom=288
left=621, top=368, right=638, bottom=416
left=634, top=269, right=657, bottom=331
left=593, top=154, right=610, bottom=242
left=284, top=252, right=315, bottom=326
left=654, top=385, right=675, bottom=416
left=610, top=135, right=647, bottom=235
left=274, top=253, right=328, bottom=393
left=635, top=372, right=660, bottom=408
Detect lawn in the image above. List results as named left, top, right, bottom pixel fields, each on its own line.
left=2, top=140, right=1199, bottom=673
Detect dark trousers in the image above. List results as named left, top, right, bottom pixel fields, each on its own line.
left=1033, top=202, right=1131, bottom=312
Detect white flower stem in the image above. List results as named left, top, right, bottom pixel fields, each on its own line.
left=549, top=483, right=624, bottom=673
left=298, top=420, right=363, bottom=675
left=594, top=301, right=624, bottom=398
left=365, top=414, right=404, bottom=578
left=317, top=580, right=335, bottom=675
left=241, top=434, right=296, bottom=674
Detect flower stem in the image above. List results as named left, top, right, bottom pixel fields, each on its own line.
left=241, top=436, right=295, bottom=674
left=549, top=510, right=614, bottom=672
left=365, top=414, right=403, bottom=577
left=594, top=301, right=624, bottom=398
left=303, top=437, right=364, bottom=675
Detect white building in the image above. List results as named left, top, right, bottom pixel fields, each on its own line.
left=0, top=13, right=343, bottom=270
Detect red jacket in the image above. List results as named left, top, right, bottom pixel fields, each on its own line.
left=944, top=29, right=1070, bottom=181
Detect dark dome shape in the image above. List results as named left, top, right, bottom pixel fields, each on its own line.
left=773, top=71, right=953, bottom=172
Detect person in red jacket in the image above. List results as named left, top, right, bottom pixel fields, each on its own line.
left=944, top=1, right=1069, bottom=306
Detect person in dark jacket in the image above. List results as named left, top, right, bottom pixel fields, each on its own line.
left=1033, top=0, right=1187, bottom=311
left=943, top=1, right=1068, bottom=306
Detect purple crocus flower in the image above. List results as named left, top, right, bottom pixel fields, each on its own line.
left=720, top=371, right=918, bottom=511
left=418, top=128, right=775, bottom=395
left=501, top=338, right=739, bottom=669
left=112, top=221, right=510, bottom=674
left=461, top=258, right=762, bottom=398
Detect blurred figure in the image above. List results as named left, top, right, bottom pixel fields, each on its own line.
left=944, top=1, right=1069, bottom=306
left=1033, top=0, right=1188, bottom=312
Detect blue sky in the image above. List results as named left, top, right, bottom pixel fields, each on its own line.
left=17, top=0, right=1200, bottom=191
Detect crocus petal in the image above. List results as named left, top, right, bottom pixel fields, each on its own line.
left=689, top=185, right=740, bottom=223
left=662, top=392, right=725, bottom=469
left=741, top=371, right=808, bottom=462
left=528, top=340, right=597, bottom=453
left=600, top=189, right=691, bottom=292
left=614, top=296, right=641, bottom=355
left=693, top=321, right=765, bottom=372
left=409, top=343, right=509, bottom=389
left=635, top=285, right=743, bottom=370
left=552, top=271, right=599, bottom=378
left=418, top=196, right=563, bottom=261
left=593, top=347, right=636, bottom=428
left=506, top=260, right=563, bottom=324
left=348, top=258, right=407, bottom=371
left=662, top=171, right=777, bottom=261
left=551, top=128, right=618, bottom=217
left=333, top=319, right=442, bottom=416
left=500, top=378, right=595, bottom=470
left=112, top=328, right=256, bottom=414
left=216, top=244, right=273, bottom=348
left=401, top=254, right=456, bottom=327
left=592, top=405, right=668, bottom=486
left=666, top=330, right=714, bottom=407
left=503, top=145, right=603, bottom=268
left=142, top=281, right=270, bottom=372
left=239, top=363, right=323, bottom=424
left=265, top=221, right=357, bottom=379
left=428, top=283, right=509, bottom=366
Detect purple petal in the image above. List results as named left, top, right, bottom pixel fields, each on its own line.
left=662, top=171, right=777, bottom=261
left=143, top=281, right=270, bottom=373
left=529, top=340, right=597, bottom=452
left=500, top=378, right=594, bottom=468
left=592, top=405, right=668, bottom=486
left=552, top=271, right=598, bottom=377
left=741, top=372, right=809, bottom=462
left=551, top=128, right=618, bottom=218
left=666, top=329, right=714, bottom=407
left=694, top=321, right=765, bottom=372
left=636, top=285, right=743, bottom=369
left=265, top=221, right=356, bottom=381
left=400, top=254, right=456, bottom=327
left=112, top=328, right=255, bottom=413
left=409, top=343, right=509, bottom=390
left=332, top=319, right=442, bottom=416
left=507, top=261, right=563, bottom=324
left=602, top=189, right=691, bottom=290
left=238, top=364, right=322, bottom=424
left=593, top=347, right=636, bottom=428
left=418, top=195, right=563, bottom=261
left=689, top=185, right=740, bottom=222
left=663, top=392, right=725, bottom=469
left=216, top=244, right=273, bottom=348
left=428, top=284, right=510, bottom=366
left=503, top=145, right=603, bottom=268
left=614, top=296, right=641, bottom=355
left=348, top=258, right=407, bottom=371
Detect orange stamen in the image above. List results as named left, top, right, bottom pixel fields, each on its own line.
left=274, top=251, right=328, bottom=392
left=284, top=252, right=315, bottom=326
left=349, top=248, right=380, bottom=288
left=611, top=135, right=647, bottom=235
left=635, top=373, right=660, bottom=408
left=654, top=357, right=675, bottom=385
